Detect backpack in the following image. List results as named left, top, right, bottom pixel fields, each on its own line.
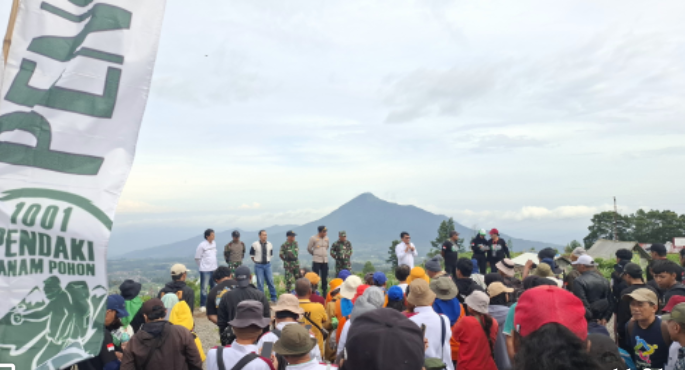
left=424, top=315, right=447, bottom=370
left=626, top=319, right=672, bottom=350
left=216, top=347, right=261, bottom=370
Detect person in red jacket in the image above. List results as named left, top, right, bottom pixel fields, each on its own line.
left=452, top=291, right=498, bottom=370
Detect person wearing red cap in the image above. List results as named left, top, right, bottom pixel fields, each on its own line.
left=487, top=229, right=510, bottom=274
left=511, top=286, right=601, bottom=370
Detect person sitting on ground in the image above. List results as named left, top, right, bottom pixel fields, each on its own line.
left=169, top=300, right=206, bottom=362
left=217, top=266, right=270, bottom=345
left=336, top=287, right=385, bottom=361
left=396, top=264, right=411, bottom=294
left=340, top=308, right=425, bottom=370
left=121, top=298, right=202, bottom=370
left=653, top=260, right=685, bottom=310
left=206, top=301, right=275, bottom=370
left=296, top=278, right=329, bottom=355
left=571, top=254, right=614, bottom=328
left=259, top=294, right=322, bottom=363
left=158, top=264, right=196, bottom=313
left=304, top=272, right=326, bottom=306
left=503, top=276, right=558, bottom=363
left=615, top=263, right=657, bottom=353
left=274, top=324, right=330, bottom=370
left=587, top=333, right=628, bottom=370
left=487, top=282, right=514, bottom=370
left=387, top=285, right=406, bottom=312
left=337, top=269, right=351, bottom=281
left=332, top=276, right=361, bottom=348
left=453, top=291, right=498, bottom=370
left=496, top=258, right=521, bottom=290
left=206, top=266, right=238, bottom=325
left=512, top=285, right=601, bottom=370
left=430, top=276, right=463, bottom=327
left=454, top=258, right=485, bottom=305
left=623, top=288, right=673, bottom=369
left=406, top=279, right=454, bottom=370
left=664, top=302, right=685, bottom=370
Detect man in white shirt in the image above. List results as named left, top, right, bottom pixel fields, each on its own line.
left=206, top=301, right=274, bottom=370
left=274, top=324, right=331, bottom=370
left=406, top=279, right=454, bottom=370
left=396, top=232, right=419, bottom=269
left=196, top=228, right=218, bottom=312
left=258, top=294, right=322, bottom=362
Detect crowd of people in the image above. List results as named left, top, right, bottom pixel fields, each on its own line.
left=70, top=227, right=685, bottom=370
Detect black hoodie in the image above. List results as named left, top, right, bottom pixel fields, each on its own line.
left=158, top=281, right=195, bottom=313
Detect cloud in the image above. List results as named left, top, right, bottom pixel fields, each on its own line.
left=237, top=202, right=261, bottom=210
left=454, top=204, right=614, bottom=222
left=475, top=134, right=548, bottom=150
left=116, top=200, right=171, bottom=214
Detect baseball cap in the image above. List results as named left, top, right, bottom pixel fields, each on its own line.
left=372, top=272, right=387, bottom=285
left=234, top=265, right=251, bottom=287
left=487, top=282, right=514, bottom=298
left=272, top=293, right=305, bottom=315
left=317, top=225, right=327, bottom=233
left=613, top=259, right=630, bottom=274
left=490, top=228, right=499, bottom=235
left=465, top=291, right=489, bottom=315
left=304, top=272, right=321, bottom=285
left=622, top=288, right=658, bottom=306
left=329, top=278, right=344, bottom=291
left=339, top=231, right=347, bottom=237
left=571, top=254, right=596, bottom=266
left=388, top=286, right=404, bottom=301
left=647, top=243, right=667, bottom=255
left=663, top=303, right=685, bottom=325
left=170, top=263, right=190, bottom=276
left=479, top=229, right=487, bottom=235
left=232, top=230, right=240, bottom=237
left=663, top=296, right=685, bottom=313
left=342, top=308, right=424, bottom=370
left=107, top=295, right=129, bottom=318
left=338, top=269, right=352, bottom=281
left=273, top=323, right=318, bottom=356
left=286, top=230, right=296, bottom=237
left=620, top=263, right=644, bottom=279
left=142, top=298, right=164, bottom=316
left=515, top=286, right=588, bottom=340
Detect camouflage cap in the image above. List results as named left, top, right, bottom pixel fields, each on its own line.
left=662, top=303, right=685, bottom=325
left=339, top=231, right=347, bottom=237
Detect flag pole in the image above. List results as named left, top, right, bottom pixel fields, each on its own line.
left=3, top=0, right=20, bottom=64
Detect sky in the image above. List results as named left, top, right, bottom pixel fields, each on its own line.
left=2, top=0, right=684, bottom=250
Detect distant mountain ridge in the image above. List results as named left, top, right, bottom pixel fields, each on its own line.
left=116, top=193, right=561, bottom=260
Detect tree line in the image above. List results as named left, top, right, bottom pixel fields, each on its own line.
left=583, top=209, right=685, bottom=248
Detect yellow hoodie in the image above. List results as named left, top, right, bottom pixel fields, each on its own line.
left=169, top=301, right=206, bottom=362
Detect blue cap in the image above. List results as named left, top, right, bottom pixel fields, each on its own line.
left=373, top=271, right=387, bottom=285
left=338, top=269, right=351, bottom=281
left=107, top=294, right=129, bottom=318
left=388, top=286, right=404, bottom=301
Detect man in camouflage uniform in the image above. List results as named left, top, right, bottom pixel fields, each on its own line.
left=331, top=231, right=353, bottom=276
left=279, top=230, right=300, bottom=292
left=224, top=230, right=245, bottom=276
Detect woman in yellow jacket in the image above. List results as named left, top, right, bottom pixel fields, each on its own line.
left=168, top=301, right=206, bottom=362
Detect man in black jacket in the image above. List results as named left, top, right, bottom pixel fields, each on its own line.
left=454, top=257, right=485, bottom=305
left=615, top=263, right=658, bottom=352
left=157, top=263, right=196, bottom=312
left=652, top=260, right=685, bottom=311
left=470, top=229, right=489, bottom=274
left=217, top=265, right=270, bottom=335
left=612, top=249, right=633, bottom=305
left=487, top=228, right=510, bottom=273
left=572, top=255, right=614, bottom=326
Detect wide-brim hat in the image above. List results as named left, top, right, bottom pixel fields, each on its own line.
left=429, top=277, right=459, bottom=301
left=273, top=324, right=318, bottom=356
left=495, top=259, right=515, bottom=277
left=272, top=294, right=305, bottom=315
left=407, top=279, right=436, bottom=306
left=228, top=301, right=271, bottom=328
left=119, top=279, right=142, bottom=300
left=340, top=275, right=362, bottom=299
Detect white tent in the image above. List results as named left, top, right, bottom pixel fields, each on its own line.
left=511, top=252, right=539, bottom=266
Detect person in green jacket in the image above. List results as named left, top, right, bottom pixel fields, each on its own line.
left=119, top=280, right=143, bottom=331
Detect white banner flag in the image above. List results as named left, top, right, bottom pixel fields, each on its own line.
left=0, top=0, right=166, bottom=369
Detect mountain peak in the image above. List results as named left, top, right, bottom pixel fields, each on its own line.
left=350, top=192, right=381, bottom=202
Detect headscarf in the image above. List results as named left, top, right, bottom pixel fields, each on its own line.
left=350, top=287, right=385, bottom=322
left=161, top=293, right=179, bottom=320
